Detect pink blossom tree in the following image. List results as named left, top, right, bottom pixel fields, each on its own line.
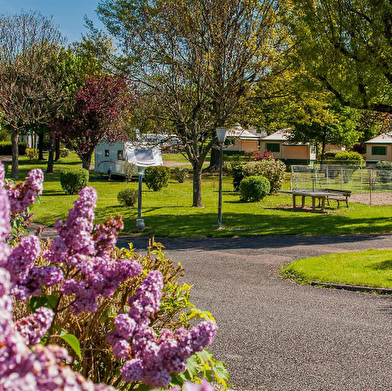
left=56, top=75, right=134, bottom=170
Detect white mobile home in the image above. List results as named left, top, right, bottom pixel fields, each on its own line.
left=94, top=141, right=163, bottom=176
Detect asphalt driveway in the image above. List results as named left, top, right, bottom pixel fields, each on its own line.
left=117, top=234, right=392, bottom=390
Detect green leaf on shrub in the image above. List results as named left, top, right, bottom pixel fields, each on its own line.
left=59, top=330, right=82, bottom=360
left=134, top=384, right=152, bottom=390
left=29, top=294, right=59, bottom=312
left=187, top=308, right=216, bottom=322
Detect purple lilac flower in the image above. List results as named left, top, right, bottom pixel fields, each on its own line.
left=93, top=216, right=124, bottom=257
left=0, top=185, right=10, bottom=265
left=183, top=379, right=215, bottom=391
left=6, top=168, right=44, bottom=213
left=15, top=307, right=54, bottom=346
left=46, top=187, right=97, bottom=264
left=108, top=271, right=218, bottom=388
left=0, top=161, right=5, bottom=186
left=0, top=266, right=115, bottom=391
left=3, top=235, right=40, bottom=282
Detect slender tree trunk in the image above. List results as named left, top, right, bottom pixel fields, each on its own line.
left=192, top=164, right=203, bottom=207
left=207, top=147, right=220, bottom=171
left=321, top=130, right=327, bottom=163
left=46, top=134, right=55, bottom=173
left=11, top=128, right=19, bottom=180
left=38, top=130, right=44, bottom=160
left=82, top=152, right=92, bottom=171
left=55, top=137, right=60, bottom=161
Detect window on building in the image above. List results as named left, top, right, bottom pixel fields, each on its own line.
left=372, top=146, right=387, bottom=155
left=117, top=150, right=124, bottom=160
left=266, top=143, right=280, bottom=153
left=104, top=150, right=110, bottom=157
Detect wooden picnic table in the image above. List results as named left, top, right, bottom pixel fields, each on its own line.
left=279, top=189, right=349, bottom=212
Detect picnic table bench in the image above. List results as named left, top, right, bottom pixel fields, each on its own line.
left=279, top=188, right=351, bottom=212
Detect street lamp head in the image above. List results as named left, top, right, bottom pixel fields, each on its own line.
left=136, top=164, right=147, bottom=176
left=216, top=127, right=228, bottom=143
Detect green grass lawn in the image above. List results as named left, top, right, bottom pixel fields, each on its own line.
left=282, top=249, right=392, bottom=289
left=8, top=154, right=392, bottom=237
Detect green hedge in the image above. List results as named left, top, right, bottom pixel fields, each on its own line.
left=0, top=142, right=27, bottom=155
left=239, top=175, right=270, bottom=202
left=60, top=168, right=89, bottom=195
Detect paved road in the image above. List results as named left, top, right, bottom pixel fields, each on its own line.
left=117, top=234, right=392, bottom=391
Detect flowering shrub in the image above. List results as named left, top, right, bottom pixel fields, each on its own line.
left=253, top=150, right=275, bottom=161
left=0, top=162, right=227, bottom=390
left=243, top=160, right=286, bottom=194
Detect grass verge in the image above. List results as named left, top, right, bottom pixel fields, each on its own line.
left=7, top=154, right=392, bottom=238
left=282, top=249, right=392, bottom=289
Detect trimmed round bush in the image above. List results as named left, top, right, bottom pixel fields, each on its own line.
left=60, top=168, right=89, bottom=195
left=239, top=175, right=270, bottom=202
left=117, top=188, right=138, bottom=206
left=243, top=159, right=286, bottom=194
left=172, top=167, right=188, bottom=183
left=144, top=165, right=170, bottom=191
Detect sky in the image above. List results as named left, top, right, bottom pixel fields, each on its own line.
left=0, top=0, right=106, bottom=43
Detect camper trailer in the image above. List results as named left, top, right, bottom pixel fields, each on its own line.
left=94, top=141, right=163, bottom=177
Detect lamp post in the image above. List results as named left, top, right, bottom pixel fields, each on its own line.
left=136, top=164, right=146, bottom=231
left=216, top=127, right=227, bottom=229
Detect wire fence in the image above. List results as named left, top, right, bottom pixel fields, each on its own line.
left=291, top=163, right=392, bottom=194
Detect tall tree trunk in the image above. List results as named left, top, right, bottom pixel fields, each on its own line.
left=11, top=128, right=19, bottom=180
left=55, top=137, right=60, bottom=161
left=207, top=147, right=220, bottom=171
left=321, top=129, right=327, bottom=163
left=82, top=152, right=92, bottom=171
left=46, top=134, right=55, bottom=173
left=38, top=130, right=44, bottom=160
left=192, top=164, right=203, bottom=207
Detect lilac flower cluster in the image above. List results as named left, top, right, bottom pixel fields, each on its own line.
left=0, top=265, right=114, bottom=391
left=46, top=187, right=142, bottom=313
left=5, top=168, right=44, bottom=213
left=15, top=306, right=54, bottom=346
left=0, top=183, right=10, bottom=265
left=0, top=234, right=64, bottom=300
left=108, top=271, right=218, bottom=388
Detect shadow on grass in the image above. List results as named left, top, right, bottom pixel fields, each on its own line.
left=370, top=259, right=392, bottom=270
left=115, top=210, right=392, bottom=241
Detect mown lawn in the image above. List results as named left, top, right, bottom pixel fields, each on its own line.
left=9, top=154, right=392, bottom=237
left=282, top=249, right=392, bottom=289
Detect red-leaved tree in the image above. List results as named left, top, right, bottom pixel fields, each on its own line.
left=56, top=75, right=133, bottom=170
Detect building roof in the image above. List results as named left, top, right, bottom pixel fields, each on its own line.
left=226, top=124, right=260, bottom=140
left=261, top=129, right=291, bottom=141
left=365, top=133, right=392, bottom=144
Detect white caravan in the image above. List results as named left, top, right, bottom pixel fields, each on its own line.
left=94, top=141, right=163, bottom=177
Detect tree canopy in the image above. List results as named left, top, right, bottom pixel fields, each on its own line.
left=289, top=0, right=392, bottom=114
left=98, top=0, right=288, bottom=206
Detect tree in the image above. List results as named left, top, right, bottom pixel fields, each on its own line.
left=98, top=0, right=287, bottom=207
left=0, top=11, right=64, bottom=179
left=55, top=75, right=133, bottom=170
left=288, top=0, right=392, bottom=114
left=288, top=103, right=360, bottom=161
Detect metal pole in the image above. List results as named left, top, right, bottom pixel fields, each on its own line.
left=136, top=173, right=145, bottom=231
left=138, top=174, right=143, bottom=219
left=217, top=142, right=223, bottom=229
